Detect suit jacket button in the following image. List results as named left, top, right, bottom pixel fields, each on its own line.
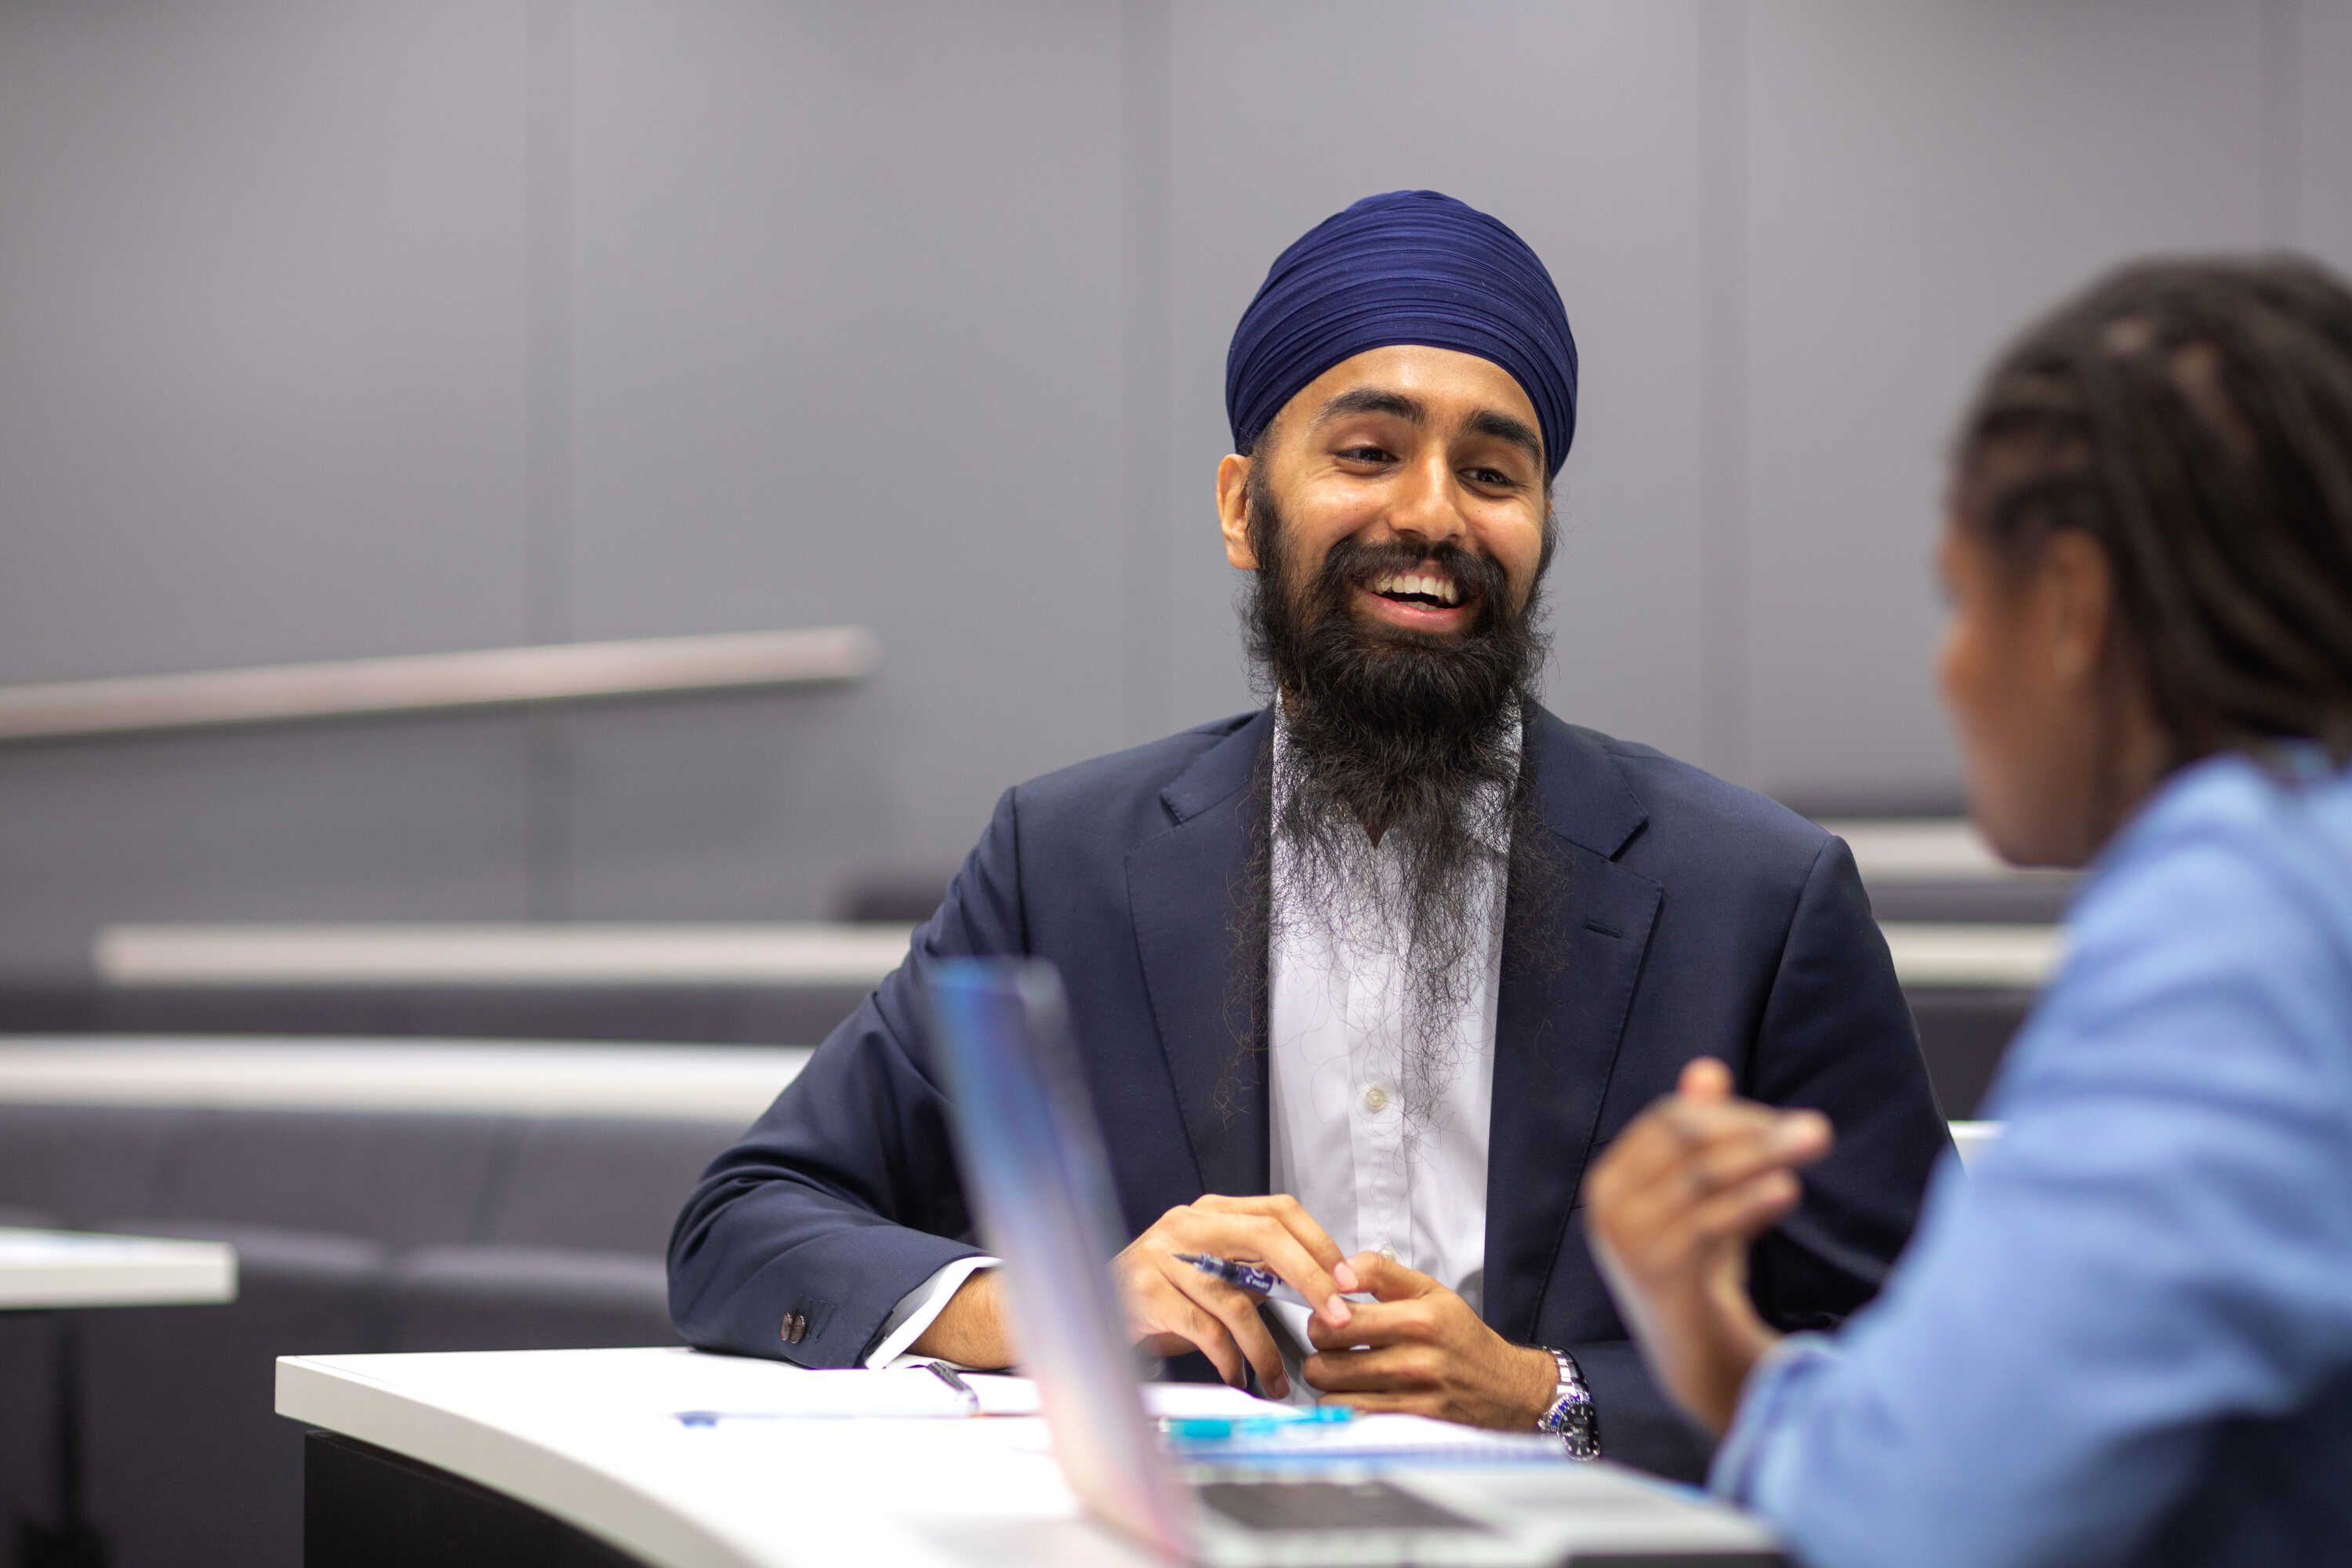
left=784, top=1312, right=807, bottom=1345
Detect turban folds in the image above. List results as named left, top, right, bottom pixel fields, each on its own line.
left=1225, top=190, right=1579, bottom=480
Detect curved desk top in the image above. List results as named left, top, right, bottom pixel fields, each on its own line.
left=277, top=1348, right=1155, bottom=1568
left=277, top=1348, right=1782, bottom=1567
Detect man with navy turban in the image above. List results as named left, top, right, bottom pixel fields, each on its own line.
left=673, top=191, right=1947, bottom=1481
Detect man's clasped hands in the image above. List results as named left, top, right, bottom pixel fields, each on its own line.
left=1110, top=1194, right=1561, bottom=1430
left=919, top=1059, right=1836, bottom=1439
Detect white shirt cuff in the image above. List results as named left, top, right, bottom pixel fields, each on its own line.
left=862, top=1255, right=1000, bottom=1369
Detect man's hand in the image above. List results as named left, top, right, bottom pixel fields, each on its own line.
left=1580, top=1058, right=1831, bottom=1435
left=1301, top=1252, right=1558, bottom=1430
left=1113, top=1194, right=1359, bottom=1399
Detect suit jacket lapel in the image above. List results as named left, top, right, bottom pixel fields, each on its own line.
left=1127, top=710, right=1273, bottom=1200
left=1483, top=710, right=1661, bottom=1341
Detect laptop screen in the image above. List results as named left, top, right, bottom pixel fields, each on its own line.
left=923, top=959, right=1198, bottom=1558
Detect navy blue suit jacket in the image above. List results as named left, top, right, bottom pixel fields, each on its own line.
left=670, top=706, right=1949, bottom=1480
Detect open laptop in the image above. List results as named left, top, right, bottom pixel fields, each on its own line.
left=920, top=958, right=1784, bottom=1566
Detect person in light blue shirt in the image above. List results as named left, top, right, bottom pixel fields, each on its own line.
left=1581, top=256, right=2352, bottom=1568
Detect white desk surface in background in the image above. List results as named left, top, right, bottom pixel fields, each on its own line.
left=0, top=1226, right=237, bottom=1311
left=1818, top=818, right=2068, bottom=884
left=1877, top=922, right=2062, bottom=989
left=0, top=1039, right=811, bottom=1123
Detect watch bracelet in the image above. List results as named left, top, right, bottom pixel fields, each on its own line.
left=1536, top=1345, right=1600, bottom=1461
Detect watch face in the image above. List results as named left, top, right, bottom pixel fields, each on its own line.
left=1537, top=1350, right=1599, bottom=1457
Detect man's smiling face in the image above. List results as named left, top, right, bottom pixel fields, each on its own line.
left=1218, top=342, right=1562, bottom=1118
left=1218, top=343, right=1553, bottom=640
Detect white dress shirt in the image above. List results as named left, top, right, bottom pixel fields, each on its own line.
left=1265, top=724, right=1510, bottom=1318
left=1257, top=719, right=1511, bottom=1393
left=870, top=716, right=1515, bottom=1371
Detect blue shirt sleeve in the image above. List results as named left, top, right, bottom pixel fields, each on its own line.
left=1710, top=802, right=2352, bottom=1568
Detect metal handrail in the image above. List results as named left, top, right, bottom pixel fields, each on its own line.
left=0, top=626, right=877, bottom=743
left=93, top=922, right=915, bottom=989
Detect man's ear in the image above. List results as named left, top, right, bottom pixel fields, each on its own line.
left=1218, top=453, right=1257, bottom=569
left=2040, top=529, right=2117, bottom=685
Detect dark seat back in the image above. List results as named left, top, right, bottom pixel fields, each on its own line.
left=140, top=1108, right=506, bottom=1249
left=481, top=1116, right=737, bottom=1254
left=0, top=1104, right=187, bottom=1228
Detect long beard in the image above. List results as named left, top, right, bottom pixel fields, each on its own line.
left=1231, top=478, right=1555, bottom=1123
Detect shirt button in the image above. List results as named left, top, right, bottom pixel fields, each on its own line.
left=1378, top=1246, right=1399, bottom=1264
left=1362, top=1084, right=1389, bottom=1114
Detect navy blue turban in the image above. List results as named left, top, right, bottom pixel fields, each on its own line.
left=1225, top=190, right=1580, bottom=480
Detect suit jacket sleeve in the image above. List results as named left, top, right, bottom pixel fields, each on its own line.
left=1573, top=835, right=1948, bottom=1481
left=666, top=788, right=1026, bottom=1367
left=1745, top=834, right=1951, bottom=1330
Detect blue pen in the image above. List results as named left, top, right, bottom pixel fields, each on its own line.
left=1175, top=1252, right=1282, bottom=1296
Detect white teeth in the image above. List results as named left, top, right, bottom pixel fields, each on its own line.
left=1372, top=571, right=1462, bottom=606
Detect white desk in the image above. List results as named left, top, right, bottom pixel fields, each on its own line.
left=4, top=1226, right=238, bottom=1563
left=1948, top=1120, right=2002, bottom=1171
left=1877, top=922, right=2061, bottom=989
left=0, top=1226, right=238, bottom=1311
left=1817, top=818, right=2072, bottom=884
left=0, top=1038, right=810, bottom=1123
left=278, top=1348, right=1780, bottom=1567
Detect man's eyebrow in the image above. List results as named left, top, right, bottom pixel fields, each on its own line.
left=1313, top=388, right=1425, bottom=426
left=1312, top=390, right=1544, bottom=470
left=1466, top=409, right=1544, bottom=468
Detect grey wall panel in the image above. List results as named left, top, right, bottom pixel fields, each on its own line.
left=2299, top=1, right=2352, bottom=268
left=0, top=2, right=2342, bottom=970
left=0, top=719, right=532, bottom=975
left=557, top=0, right=1128, bottom=916
left=1740, top=1, right=2270, bottom=804
left=1158, top=1, right=1714, bottom=765
left=0, top=0, right=533, bottom=680
left=552, top=694, right=904, bottom=923
left=0, top=2, right=537, bottom=972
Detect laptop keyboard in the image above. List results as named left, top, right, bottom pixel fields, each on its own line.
left=1197, top=1479, right=1489, bottom=1535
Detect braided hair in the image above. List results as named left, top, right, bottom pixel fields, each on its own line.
left=1953, top=256, right=2352, bottom=768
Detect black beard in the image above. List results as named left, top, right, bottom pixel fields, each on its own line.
left=1224, top=477, right=1559, bottom=1127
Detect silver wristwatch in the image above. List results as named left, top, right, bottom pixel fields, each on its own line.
left=1535, top=1346, right=1599, bottom=1459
